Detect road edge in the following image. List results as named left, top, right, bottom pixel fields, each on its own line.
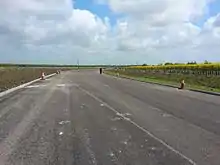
left=104, top=72, right=220, bottom=97
left=0, top=73, right=56, bottom=98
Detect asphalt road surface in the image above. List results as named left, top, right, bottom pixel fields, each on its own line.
left=0, top=70, right=220, bottom=165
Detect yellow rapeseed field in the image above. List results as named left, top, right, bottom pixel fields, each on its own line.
left=126, top=63, right=220, bottom=71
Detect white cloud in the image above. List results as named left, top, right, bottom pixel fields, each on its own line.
left=0, top=0, right=219, bottom=64
left=101, top=0, right=213, bottom=23
left=0, top=0, right=112, bottom=64
left=103, top=0, right=220, bottom=63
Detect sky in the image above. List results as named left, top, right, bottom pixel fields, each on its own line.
left=0, top=0, right=220, bottom=65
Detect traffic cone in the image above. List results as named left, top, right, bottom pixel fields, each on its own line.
left=41, top=72, right=45, bottom=80
left=178, top=79, right=185, bottom=89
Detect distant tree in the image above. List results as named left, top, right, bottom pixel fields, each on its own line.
left=187, top=61, right=197, bottom=65
left=142, top=63, right=148, bottom=66
left=204, top=60, right=211, bottom=64
left=164, top=62, right=173, bottom=65
left=174, top=63, right=183, bottom=65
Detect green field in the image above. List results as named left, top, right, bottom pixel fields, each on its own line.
left=105, top=64, right=220, bottom=93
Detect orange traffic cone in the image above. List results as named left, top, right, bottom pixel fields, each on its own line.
left=178, top=79, right=185, bottom=89
left=41, top=72, right=45, bottom=80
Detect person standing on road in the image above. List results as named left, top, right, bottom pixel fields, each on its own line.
left=99, top=68, right=103, bottom=74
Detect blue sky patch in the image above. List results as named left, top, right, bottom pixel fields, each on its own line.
left=74, top=0, right=220, bottom=28
left=209, top=0, right=220, bottom=16
left=193, top=0, right=220, bottom=27
left=74, top=0, right=118, bottom=25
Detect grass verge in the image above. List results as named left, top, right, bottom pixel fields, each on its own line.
left=104, top=71, right=220, bottom=94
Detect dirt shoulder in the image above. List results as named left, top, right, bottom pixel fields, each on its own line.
left=0, top=67, right=69, bottom=92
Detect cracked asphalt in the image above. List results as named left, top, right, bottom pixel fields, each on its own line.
left=0, top=70, right=220, bottom=165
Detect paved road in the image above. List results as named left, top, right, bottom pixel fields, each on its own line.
left=0, top=70, right=220, bottom=165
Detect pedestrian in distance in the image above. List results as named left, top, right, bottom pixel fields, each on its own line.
left=99, top=68, right=103, bottom=74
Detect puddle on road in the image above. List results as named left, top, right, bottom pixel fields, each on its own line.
left=109, top=151, right=115, bottom=157
left=25, top=85, right=47, bottom=88
left=162, top=113, right=172, bottom=117
left=111, top=127, right=117, bottom=131
left=57, top=84, right=66, bottom=87
left=56, top=83, right=79, bottom=87
left=59, top=120, right=70, bottom=125
left=80, top=104, right=86, bottom=109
